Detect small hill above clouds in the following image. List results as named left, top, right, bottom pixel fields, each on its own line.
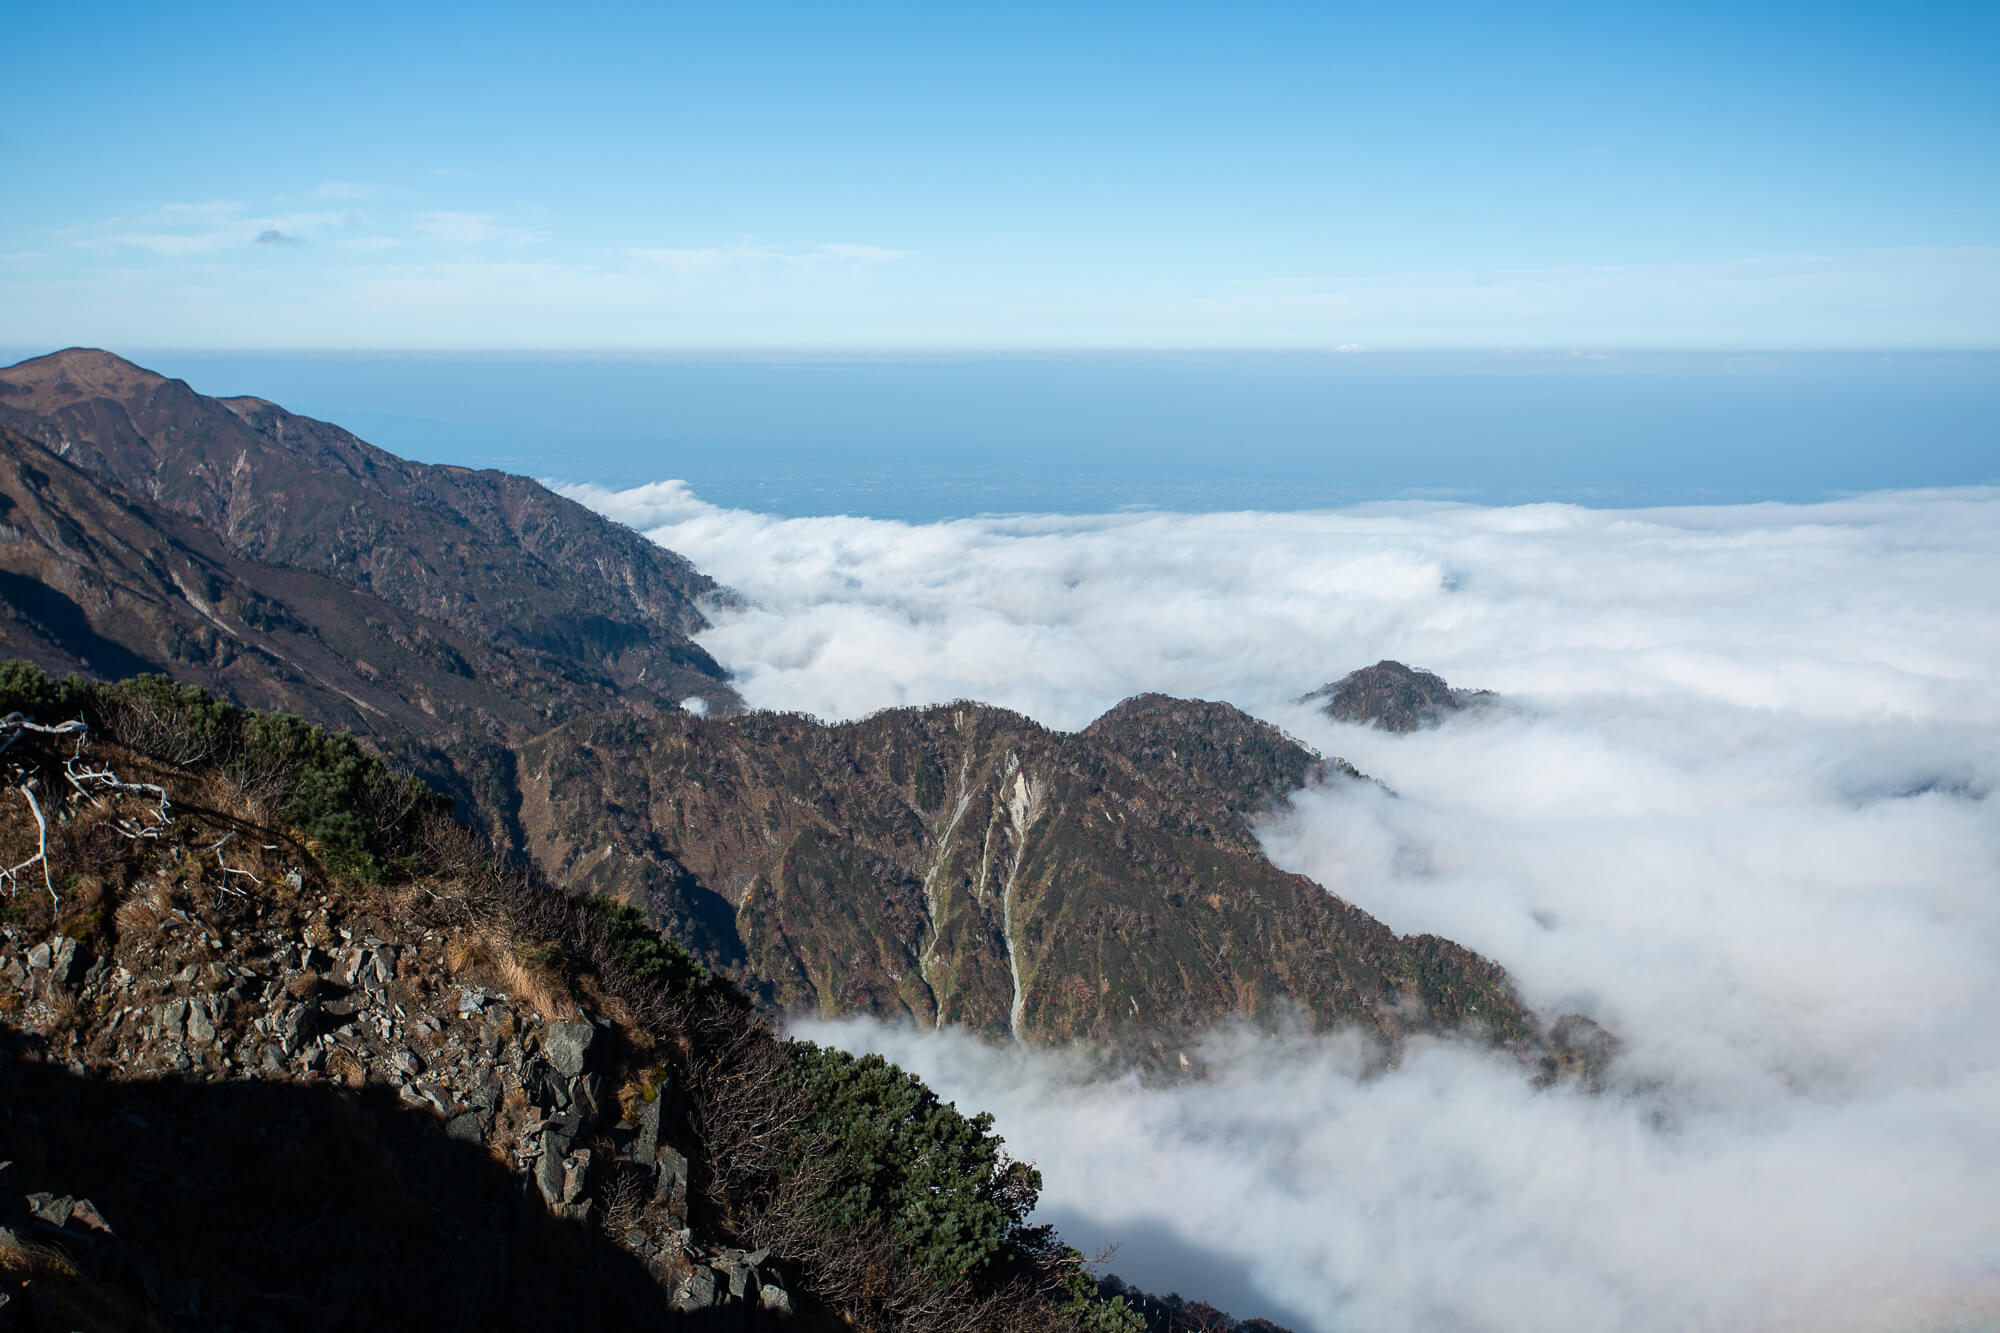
left=1303, top=659, right=1494, bottom=732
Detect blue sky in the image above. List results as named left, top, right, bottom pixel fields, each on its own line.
left=3, top=0, right=1996, bottom=348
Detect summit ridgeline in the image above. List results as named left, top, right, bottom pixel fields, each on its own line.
left=0, top=352, right=1548, bottom=1065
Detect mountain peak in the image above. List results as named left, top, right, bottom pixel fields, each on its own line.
left=1304, top=659, right=1493, bottom=731
left=0, top=347, right=169, bottom=408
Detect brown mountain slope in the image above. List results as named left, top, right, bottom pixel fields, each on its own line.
left=0, top=348, right=734, bottom=711
left=0, top=424, right=693, bottom=830
left=513, top=695, right=1529, bottom=1059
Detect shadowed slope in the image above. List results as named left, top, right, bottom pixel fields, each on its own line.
left=0, top=349, right=733, bottom=710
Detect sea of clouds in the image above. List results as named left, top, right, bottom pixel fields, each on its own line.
left=566, top=480, right=2000, bottom=1332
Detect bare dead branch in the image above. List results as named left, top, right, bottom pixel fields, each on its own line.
left=1, top=782, right=56, bottom=901
left=0, top=713, right=87, bottom=759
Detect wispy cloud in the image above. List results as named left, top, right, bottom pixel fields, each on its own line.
left=71, top=200, right=348, bottom=255
left=816, top=242, right=909, bottom=263
left=411, top=211, right=548, bottom=247
left=629, top=239, right=910, bottom=273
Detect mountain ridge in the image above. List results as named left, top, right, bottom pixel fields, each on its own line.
left=0, top=348, right=1553, bottom=1066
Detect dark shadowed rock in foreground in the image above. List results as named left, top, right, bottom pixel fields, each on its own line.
left=1303, top=660, right=1493, bottom=732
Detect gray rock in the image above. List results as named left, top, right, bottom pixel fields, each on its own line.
left=561, top=1148, right=591, bottom=1205
left=725, top=1259, right=751, bottom=1300
left=758, top=1281, right=794, bottom=1315
left=445, top=1113, right=484, bottom=1145
left=571, top=1071, right=603, bottom=1119
left=655, top=1144, right=689, bottom=1214
left=526, top=1058, right=569, bottom=1110
left=26, top=1193, right=74, bottom=1227
left=534, top=1143, right=565, bottom=1206
left=393, top=1048, right=424, bottom=1077
left=634, top=1094, right=661, bottom=1162
left=68, top=1198, right=113, bottom=1234
left=186, top=998, right=217, bottom=1046
left=544, top=1019, right=595, bottom=1079
left=25, top=942, right=50, bottom=971
left=160, top=998, right=189, bottom=1042
left=673, top=1266, right=718, bottom=1311
left=46, top=937, right=77, bottom=990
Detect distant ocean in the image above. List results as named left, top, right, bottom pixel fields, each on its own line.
left=13, top=349, right=1996, bottom=518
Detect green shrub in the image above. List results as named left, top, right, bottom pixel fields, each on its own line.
left=782, top=1043, right=1045, bottom=1283
left=236, top=711, right=440, bottom=880
left=581, top=896, right=709, bottom=998
left=0, top=661, right=90, bottom=723
left=99, top=673, right=239, bottom=764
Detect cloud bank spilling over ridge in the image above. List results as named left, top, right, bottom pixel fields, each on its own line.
left=566, top=480, right=2000, bottom=1331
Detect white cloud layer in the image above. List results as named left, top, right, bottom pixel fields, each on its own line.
left=567, top=480, right=2000, bottom=1331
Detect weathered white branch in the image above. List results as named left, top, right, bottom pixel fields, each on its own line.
left=211, top=831, right=260, bottom=893
left=63, top=756, right=171, bottom=839
left=0, top=713, right=87, bottom=759
left=1, top=783, right=55, bottom=901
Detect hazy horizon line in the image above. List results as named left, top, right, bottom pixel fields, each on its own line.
left=9, top=344, right=2000, bottom=366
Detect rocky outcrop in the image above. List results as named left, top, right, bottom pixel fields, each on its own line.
left=0, top=731, right=804, bottom=1328
left=1302, top=660, right=1494, bottom=732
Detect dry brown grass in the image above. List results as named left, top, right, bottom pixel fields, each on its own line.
left=0, top=1238, right=166, bottom=1333
left=31, top=988, right=80, bottom=1036
left=439, top=920, right=578, bottom=1023
left=325, top=1046, right=367, bottom=1089
left=113, top=879, right=176, bottom=940
left=0, top=1236, right=78, bottom=1280
left=442, top=929, right=488, bottom=976
left=495, top=945, right=579, bottom=1024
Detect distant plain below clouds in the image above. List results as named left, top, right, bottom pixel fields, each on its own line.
left=569, top=480, right=2000, bottom=1332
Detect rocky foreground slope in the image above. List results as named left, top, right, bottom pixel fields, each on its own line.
left=0, top=670, right=1183, bottom=1331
